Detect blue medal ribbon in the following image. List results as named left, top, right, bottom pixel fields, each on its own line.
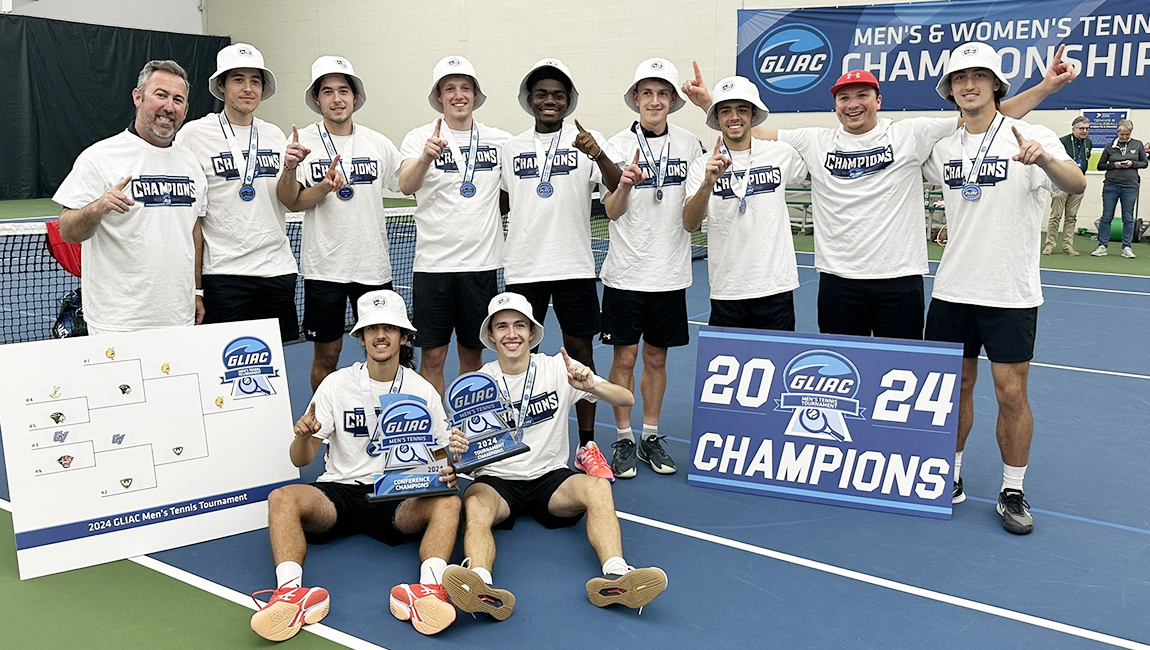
left=719, top=140, right=750, bottom=214
left=442, top=123, right=480, bottom=198
left=633, top=123, right=669, bottom=201
left=218, top=113, right=259, bottom=201
left=959, top=114, right=1005, bottom=202
left=496, top=360, right=537, bottom=443
left=317, top=123, right=355, bottom=200
left=535, top=127, right=563, bottom=199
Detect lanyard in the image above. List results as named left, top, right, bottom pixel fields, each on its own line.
left=317, top=123, right=355, bottom=182
left=718, top=141, right=750, bottom=202
left=960, top=114, right=1005, bottom=189
left=360, top=363, right=404, bottom=443
left=218, top=113, right=259, bottom=194
left=497, top=360, right=537, bottom=439
left=633, top=123, right=669, bottom=196
left=534, top=126, right=564, bottom=195
left=442, top=123, right=480, bottom=196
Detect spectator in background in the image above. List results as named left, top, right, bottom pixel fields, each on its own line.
left=1092, top=120, right=1146, bottom=259
left=1044, top=116, right=1091, bottom=256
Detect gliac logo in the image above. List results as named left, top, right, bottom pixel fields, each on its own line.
left=372, top=400, right=437, bottom=467
left=777, top=350, right=864, bottom=442
left=752, top=23, right=833, bottom=95
left=220, top=336, right=279, bottom=398
left=445, top=373, right=509, bottom=425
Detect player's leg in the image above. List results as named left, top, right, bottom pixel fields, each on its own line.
left=925, top=298, right=981, bottom=504
left=1093, top=183, right=1119, bottom=255
left=389, top=495, right=462, bottom=635
left=636, top=289, right=689, bottom=475
left=547, top=473, right=668, bottom=610
left=443, top=481, right=516, bottom=620
left=551, top=278, right=611, bottom=478
left=981, top=305, right=1038, bottom=535
left=252, top=483, right=338, bottom=641
left=1118, top=186, right=1137, bottom=256
left=455, top=270, right=499, bottom=376
left=412, top=272, right=455, bottom=394
left=1063, top=192, right=1083, bottom=254
left=600, top=286, right=643, bottom=478
left=303, top=279, right=350, bottom=392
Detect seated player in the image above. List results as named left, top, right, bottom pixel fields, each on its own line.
left=250, top=290, right=467, bottom=641
left=441, top=293, right=668, bottom=620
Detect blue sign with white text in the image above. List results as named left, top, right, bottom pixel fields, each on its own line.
left=688, top=327, right=962, bottom=519
left=738, top=0, right=1150, bottom=112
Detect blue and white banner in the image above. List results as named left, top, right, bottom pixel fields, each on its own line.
left=688, top=327, right=962, bottom=519
left=737, top=0, right=1150, bottom=112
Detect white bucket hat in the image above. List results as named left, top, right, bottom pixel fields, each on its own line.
left=428, top=55, right=487, bottom=113
left=350, top=290, right=416, bottom=338
left=479, top=293, right=544, bottom=351
left=518, top=58, right=578, bottom=119
left=705, top=76, right=769, bottom=131
left=936, top=42, right=1011, bottom=101
left=209, top=43, right=276, bottom=101
left=623, top=58, right=688, bottom=114
left=305, top=56, right=367, bottom=114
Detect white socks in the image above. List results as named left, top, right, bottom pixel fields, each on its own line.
left=602, top=556, right=630, bottom=576
left=473, top=566, right=494, bottom=585
left=420, top=557, right=448, bottom=585
left=642, top=423, right=659, bottom=441
left=275, top=561, right=303, bottom=589
left=617, top=427, right=634, bottom=443
left=954, top=450, right=963, bottom=482
left=1002, top=464, right=1027, bottom=493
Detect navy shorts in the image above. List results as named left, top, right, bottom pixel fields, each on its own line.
left=202, top=273, right=299, bottom=342
left=817, top=273, right=924, bottom=340
left=303, top=279, right=391, bottom=343
left=709, top=292, right=795, bottom=331
left=412, top=271, right=498, bottom=349
left=506, top=278, right=601, bottom=340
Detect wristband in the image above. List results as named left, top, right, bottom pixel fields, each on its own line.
left=589, top=150, right=603, bottom=162
left=194, top=289, right=204, bottom=297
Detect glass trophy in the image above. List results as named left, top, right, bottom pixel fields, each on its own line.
left=367, top=397, right=458, bottom=502
left=445, top=372, right=531, bottom=473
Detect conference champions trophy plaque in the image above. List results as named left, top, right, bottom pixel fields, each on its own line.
left=368, top=397, right=458, bottom=502
left=445, top=373, right=530, bottom=473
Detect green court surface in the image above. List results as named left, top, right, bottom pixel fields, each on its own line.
left=0, top=508, right=343, bottom=649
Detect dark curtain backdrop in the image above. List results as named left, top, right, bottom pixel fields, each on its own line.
left=0, top=15, right=229, bottom=200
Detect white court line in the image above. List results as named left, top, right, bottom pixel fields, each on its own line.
left=1, top=497, right=1145, bottom=647
left=0, top=497, right=379, bottom=650
left=685, top=319, right=1150, bottom=381
left=616, top=511, right=1150, bottom=650
left=794, top=251, right=1150, bottom=281
left=792, top=263, right=1150, bottom=296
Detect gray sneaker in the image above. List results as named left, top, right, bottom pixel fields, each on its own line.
left=1122, top=246, right=1136, bottom=259
left=638, top=435, right=677, bottom=474
left=611, top=439, right=637, bottom=479
left=997, top=489, right=1034, bottom=535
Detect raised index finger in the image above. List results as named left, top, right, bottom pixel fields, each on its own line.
left=328, top=154, right=341, bottom=172
left=1012, top=126, right=1025, bottom=145
left=307, top=401, right=316, bottom=416
left=1052, top=44, right=1065, bottom=69
left=574, top=118, right=588, bottom=134
left=560, top=347, right=572, bottom=367
left=631, top=149, right=640, bottom=166
left=433, top=118, right=442, bottom=138
left=114, top=176, right=132, bottom=191
left=693, top=60, right=703, bottom=84
left=713, top=136, right=722, bottom=155
left=291, top=125, right=299, bottom=143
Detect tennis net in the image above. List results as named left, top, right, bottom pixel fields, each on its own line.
left=0, top=203, right=708, bottom=345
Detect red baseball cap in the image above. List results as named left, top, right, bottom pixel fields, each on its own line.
left=830, top=70, right=880, bottom=96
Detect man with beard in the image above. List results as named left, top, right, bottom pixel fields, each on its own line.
left=277, top=56, right=405, bottom=391
left=499, top=58, right=621, bottom=481
left=56, top=60, right=206, bottom=334
left=177, top=43, right=299, bottom=342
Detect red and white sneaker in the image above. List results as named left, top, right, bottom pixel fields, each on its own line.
left=250, top=583, right=330, bottom=642
left=575, top=441, right=615, bottom=482
left=389, top=583, right=456, bottom=635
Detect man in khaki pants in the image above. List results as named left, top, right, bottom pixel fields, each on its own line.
left=1044, top=116, right=1091, bottom=256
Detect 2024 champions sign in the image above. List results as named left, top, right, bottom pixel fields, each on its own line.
left=688, top=327, right=962, bottom=519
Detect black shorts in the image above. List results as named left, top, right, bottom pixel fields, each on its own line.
left=709, top=292, right=795, bottom=331
left=924, top=299, right=1038, bottom=363
left=817, top=273, right=924, bottom=340
left=412, top=271, right=498, bottom=349
left=473, top=468, right=584, bottom=530
left=505, top=279, right=601, bottom=340
left=202, top=274, right=299, bottom=342
left=599, top=286, right=689, bottom=348
left=304, top=481, right=419, bottom=546
left=302, top=279, right=392, bottom=343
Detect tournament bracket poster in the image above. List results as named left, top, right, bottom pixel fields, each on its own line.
left=737, top=0, right=1150, bottom=112
left=688, top=327, right=962, bottom=519
left=0, top=320, right=299, bottom=578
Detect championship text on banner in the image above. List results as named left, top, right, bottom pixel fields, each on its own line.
left=0, top=320, right=299, bottom=579
left=687, top=327, right=962, bottom=519
left=737, top=0, right=1150, bottom=112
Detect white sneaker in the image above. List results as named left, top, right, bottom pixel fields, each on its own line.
left=1121, top=246, right=1136, bottom=259
left=1090, top=245, right=1108, bottom=257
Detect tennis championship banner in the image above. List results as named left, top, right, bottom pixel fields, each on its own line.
left=737, top=0, right=1150, bottom=112
left=688, top=327, right=962, bottom=519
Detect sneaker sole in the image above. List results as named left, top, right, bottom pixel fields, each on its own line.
left=637, top=450, right=677, bottom=475
left=996, top=502, right=1034, bottom=535
left=952, top=491, right=966, bottom=505
left=389, top=596, right=456, bottom=635
left=612, top=465, right=637, bottom=479
left=442, top=567, right=515, bottom=621
left=575, top=460, right=616, bottom=482
left=586, top=568, right=668, bottom=609
left=250, top=597, right=329, bottom=642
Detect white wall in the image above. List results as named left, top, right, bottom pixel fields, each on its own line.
left=6, top=0, right=204, bottom=34
left=201, top=0, right=1145, bottom=223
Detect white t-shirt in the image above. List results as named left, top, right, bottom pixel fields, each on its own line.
left=471, top=353, right=596, bottom=482
left=53, top=130, right=206, bottom=332
left=685, top=139, right=808, bottom=300
left=312, top=363, right=450, bottom=484
left=500, top=124, right=605, bottom=284
left=174, top=114, right=297, bottom=278
left=297, top=122, right=402, bottom=284
left=601, top=123, right=704, bottom=292
left=780, top=117, right=957, bottom=279
left=922, top=115, right=1068, bottom=308
left=400, top=121, right=512, bottom=272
